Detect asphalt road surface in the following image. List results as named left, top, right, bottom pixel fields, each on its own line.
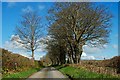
left=27, top=67, right=69, bottom=80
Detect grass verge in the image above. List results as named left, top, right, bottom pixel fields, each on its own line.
left=56, top=65, right=120, bottom=78
left=2, top=67, right=42, bottom=79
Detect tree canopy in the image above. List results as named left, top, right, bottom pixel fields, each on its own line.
left=46, top=2, right=112, bottom=64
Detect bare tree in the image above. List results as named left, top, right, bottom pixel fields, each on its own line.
left=47, top=2, right=112, bottom=64
left=15, top=11, right=43, bottom=60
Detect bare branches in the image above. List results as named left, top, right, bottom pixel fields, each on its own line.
left=15, top=11, right=43, bottom=59
left=47, top=2, right=112, bottom=64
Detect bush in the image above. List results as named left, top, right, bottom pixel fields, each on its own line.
left=2, top=48, right=42, bottom=74
left=104, top=56, right=120, bottom=74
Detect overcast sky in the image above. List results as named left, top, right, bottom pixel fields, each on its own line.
left=1, top=2, right=118, bottom=60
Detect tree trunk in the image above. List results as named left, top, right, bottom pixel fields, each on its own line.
left=59, top=46, right=66, bottom=64
left=69, top=55, right=74, bottom=64
left=67, top=40, right=75, bottom=64
left=77, top=51, right=82, bottom=64
left=56, top=57, right=60, bottom=65
left=74, top=44, right=83, bottom=64
left=31, top=50, right=35, bottom=65
left=71, top=55, right=74, bottom=64
left=74, top=44, right=79, bottom=64
left=32, top=50, right=34, bottom=60
left=67, top=51, right=74, bottom=64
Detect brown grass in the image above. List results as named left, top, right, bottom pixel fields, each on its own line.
left=1, top=48, right=42, bottom=74
left=68, top=56, right=120, bottom=77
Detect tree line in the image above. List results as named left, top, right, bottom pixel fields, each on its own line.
left=15, top=2, right=112, bottom=65
left=45, top=2, right=112, bottom=65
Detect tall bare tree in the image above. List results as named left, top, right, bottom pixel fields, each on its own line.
left=15, top=11, right=43, bottom=60
left=47, top=2, right=112, bottom=64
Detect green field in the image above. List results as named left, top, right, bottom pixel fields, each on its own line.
left=56, top=65, right=120, bottom=79
left=2, top=67, right=42, bottom=79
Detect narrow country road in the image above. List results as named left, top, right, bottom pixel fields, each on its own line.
left=26, top=67, right=69, bottom=80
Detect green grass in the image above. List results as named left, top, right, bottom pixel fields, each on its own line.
left=57, top=66, right=119, bottom=78
left=53, top=65, right=64, bottom=70
left=2, top=67, right=42, bottom=79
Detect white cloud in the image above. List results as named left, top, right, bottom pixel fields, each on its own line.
left=22, top=6, right=33, bottom=13
left=3, top=35, right=48, bottom=60
left=10, top=35, right=20, bottom=41
left=112, top=44, right=118, bottom=49
left=82, top=45, right=110, bottom=60
left=103, top=44, right=108, bottom=48
left=34, top=52, right=46, bottom=60
left=95, top=56, right=109, bottom=60
left=35, top=35, right=53, bottom=52
left=4, top=39, right=24, bottom=50
left=84, top=56, right=96, bottom=60
left=38, top=5, right=45, bottom=10
left=83, top=45, right=101, bottom=54
left=81, top=52, right=95, bottom=60
left=35, top=43, right=46, bottom=52
left=81, top=52, right=87, bottom=57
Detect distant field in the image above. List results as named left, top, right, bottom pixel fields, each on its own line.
left=79, top=56, right=120, bottom=75
left=81, top=56, right=120, bottom=69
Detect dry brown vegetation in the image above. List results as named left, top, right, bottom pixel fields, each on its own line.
left=68, top=56, right=120, bottom=77
left=1, top=48, right=43, bottom=74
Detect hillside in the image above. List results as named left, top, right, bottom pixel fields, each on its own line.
left=81, top=56, right=120, bottom=69
left=68, top=56, right=120, bottom=77
left=1, top=48, right=43, bottom=74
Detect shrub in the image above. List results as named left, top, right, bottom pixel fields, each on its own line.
left=2, top=48, right=42, bottom=74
